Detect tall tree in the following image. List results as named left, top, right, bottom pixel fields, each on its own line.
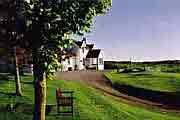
left=0, top=0, right=24, bottom=96
left=5, top=0, right=112, bottom=119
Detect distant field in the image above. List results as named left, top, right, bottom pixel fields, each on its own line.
left=105, top=71, right=180, bottom=92
left=0, top=74, right=180, bottom=120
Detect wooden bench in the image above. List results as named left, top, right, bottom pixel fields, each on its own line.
left=56, top=88, right=74, bottom=117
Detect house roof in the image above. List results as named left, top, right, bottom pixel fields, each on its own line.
left=63, top=47, right=77, bottom=57
left=75, top=41, right=94, bottom=49
left=86, top=44, right=94, bottom=49
left=86, top=49, right=101, bottom=58
left=75, top=41, right=83, bottom=47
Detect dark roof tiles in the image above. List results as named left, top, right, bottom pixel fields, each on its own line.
left=75, top=41, right=94, bottom=49
left=86, top=49, right=101, bottom=58
left=75, top=41, right=83, bottom=47
left=86, top=44, right=94, bottom=49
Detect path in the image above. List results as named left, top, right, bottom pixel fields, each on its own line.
left=56, top=71, right=180, bottom=112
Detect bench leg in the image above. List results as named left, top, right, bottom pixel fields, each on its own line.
left=71, top=99, right=74, bottom=118
left=57, top=105, right=60, bottom=114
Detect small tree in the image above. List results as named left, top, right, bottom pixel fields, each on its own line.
left=22, top=0, right=112, bottom=120
left=13, top=46, right=23, bottom=96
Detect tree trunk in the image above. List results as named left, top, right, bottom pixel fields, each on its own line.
left=14, top=47, right=22, bottom=96
left=33, top=62, right=46, bottom=120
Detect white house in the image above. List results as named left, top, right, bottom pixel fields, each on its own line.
left=0, top=38, right=104, bottom=73
left=61, top=38, right=104, bottom=71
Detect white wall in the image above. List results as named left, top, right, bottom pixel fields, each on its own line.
left=98, top=51, right=104, bottom=70
left=98, top=64, right=104, bottom=70
left=61, top=59, right=68, bottom=71
left=92, top=58, right=97, bottom=65
left=61, top=40, right=105, bottom=71
left=61, top=57, right=78, bottom=71
left=79, top=44, right=90, bottom=70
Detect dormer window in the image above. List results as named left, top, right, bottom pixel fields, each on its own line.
left=81, top=37, right=86, bottom=48
left=82, top=42, right=86, bottom=48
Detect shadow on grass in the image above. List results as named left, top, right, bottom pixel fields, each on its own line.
left=0, top=103, right=33, bottom=113
left=21, top=81, right=34, bottom=85
left=0, top=91, right=16, bottom=96
left=0, top=91, right=32, bottom=105
left=0, top=73, right=33, bottom=85
left=129, top=73, right=154, bottom=77
left=0, top=74, right=10, bottom=83
left=0, top=103, right=58, bottom=116
left=112, top=83, right=180, bottom=109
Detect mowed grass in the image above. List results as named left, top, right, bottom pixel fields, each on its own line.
left=0, top=73, right=180, bottom=120
left=105, top=71, right=180, bottom=92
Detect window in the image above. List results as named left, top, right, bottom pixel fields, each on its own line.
left=99, top=58, right=103, bottom=65
left=83, top=58, right=85, bottom=65
left=68, top=58, right=70, bottom=64
left=86, top=58, right=90, bottom=64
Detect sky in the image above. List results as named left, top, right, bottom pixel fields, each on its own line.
left=86, top=0, right=180, bottom=61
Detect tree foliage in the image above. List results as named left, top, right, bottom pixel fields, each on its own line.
left=21, top=0, right=112, bottom=75
left=1, top=0, right=112, bottom=119
left=1, top=0, right=112, bottom=75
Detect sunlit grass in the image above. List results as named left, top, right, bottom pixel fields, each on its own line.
left=0, top=74, right=180, bottom=120
left=105, top=71, right=180, bottom=92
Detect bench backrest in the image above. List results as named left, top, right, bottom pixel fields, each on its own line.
left=56, top=88, right=74, bottom=105
left=56, top=88, right=74, bottom=116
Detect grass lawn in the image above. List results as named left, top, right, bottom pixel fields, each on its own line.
left=105, top=71, right=180, bottom=92
left=0, top=73, right=180, bottom=120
